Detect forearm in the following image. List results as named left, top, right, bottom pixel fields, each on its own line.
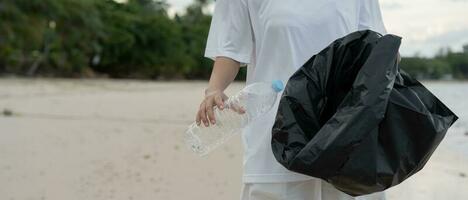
left=205, top=56, right=241, bottom=95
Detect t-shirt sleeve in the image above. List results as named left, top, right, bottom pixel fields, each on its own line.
left=204, top=0, right=254, bottom=66
left=358, top=0, right=388, bottom=35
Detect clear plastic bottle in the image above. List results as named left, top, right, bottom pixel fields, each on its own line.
left=184, top=80, right=284, bottom=156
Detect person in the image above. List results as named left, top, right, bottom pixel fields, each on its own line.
left=195, top=0, right=390, bottom=199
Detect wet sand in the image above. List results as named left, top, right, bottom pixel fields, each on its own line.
left=0, top=78, right=467, bottom=200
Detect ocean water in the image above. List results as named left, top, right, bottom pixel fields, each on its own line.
left=422, top=81, right=468, bottom=156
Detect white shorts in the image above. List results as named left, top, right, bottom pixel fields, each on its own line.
left=240, top=178, right=386, bottom=200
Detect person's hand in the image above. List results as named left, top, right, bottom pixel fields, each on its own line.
left=195, top=89, right=247, bottom=127
left=196, top=89, right=228, bottom=127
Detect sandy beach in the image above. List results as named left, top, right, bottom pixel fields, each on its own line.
left=0, top=78, right=467, bottom=200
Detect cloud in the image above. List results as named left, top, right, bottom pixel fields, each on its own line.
left=399, top=28, right=468, bottom=56
left=380, top=0, right=468, bottom=56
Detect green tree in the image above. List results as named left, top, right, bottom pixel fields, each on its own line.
left=93, top=0, right=187, bottom=78
left=0, top=0, right=104, bottom=76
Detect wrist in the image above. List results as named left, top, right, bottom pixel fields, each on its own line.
left=204, top=87, right=223, bottom=97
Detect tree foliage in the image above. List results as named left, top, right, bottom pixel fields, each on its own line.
left=400, top=48, right=468, bottom=80
left=0, top=0, right=214, bottom=79
left=0, top=0, right=466, bottom=80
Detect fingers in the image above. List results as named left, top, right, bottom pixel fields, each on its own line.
left=195, top=108, right=201, bottom=126
left=214, top=95, right=224, bottom=110
left=195, top=92, right=232, bottom=127
left=205, top=98, right=216, bottom=125
left=198, top=102, right=208, bottom=127
left=197, top=97, right=216, bottom=127
left=236, top=106, right=246, bottom=114
left=230, top=102, right=246, bottom=114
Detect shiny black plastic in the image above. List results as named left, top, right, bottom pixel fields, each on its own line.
left=271, top=30, right=459, bottom=196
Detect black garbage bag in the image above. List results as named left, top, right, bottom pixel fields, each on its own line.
left=271, top=30, right=459, bottom=196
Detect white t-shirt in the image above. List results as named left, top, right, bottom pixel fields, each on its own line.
left=204, top=0, right=387, bottom=183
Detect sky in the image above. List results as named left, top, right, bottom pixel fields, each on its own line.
left=166, top=0, right=468, bottom=57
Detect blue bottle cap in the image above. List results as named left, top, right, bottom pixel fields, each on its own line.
left=271, top=80, right=284, bottom=93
